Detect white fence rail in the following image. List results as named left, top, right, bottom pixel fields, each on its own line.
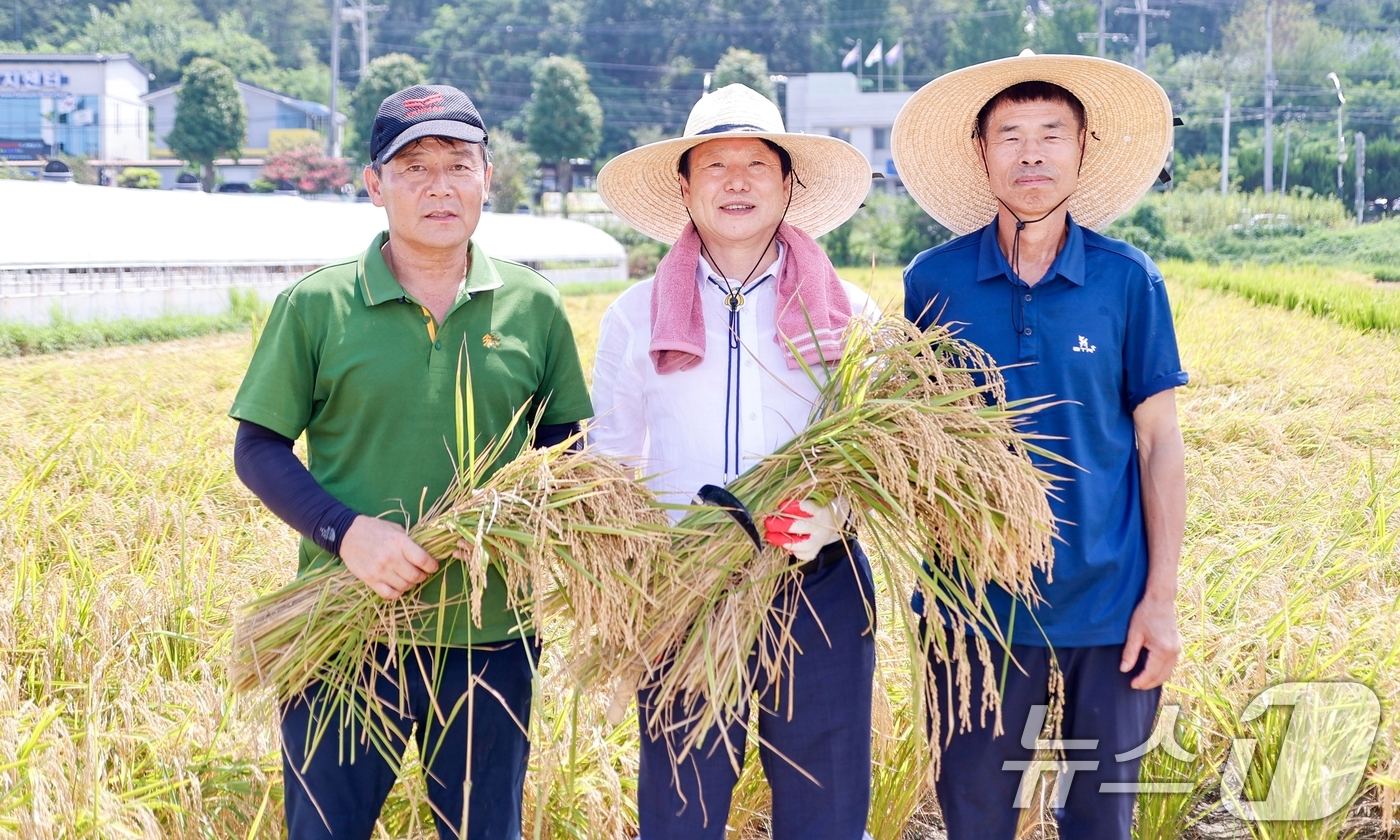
left=0, top=259, right=626, bottom=324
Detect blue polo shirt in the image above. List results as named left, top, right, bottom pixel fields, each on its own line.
left=904, top=216, right=1187, bottom=648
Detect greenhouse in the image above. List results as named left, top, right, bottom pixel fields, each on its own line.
left=0, top=178, right=626, bottom=324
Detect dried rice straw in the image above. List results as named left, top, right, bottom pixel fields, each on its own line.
left=587, top=314, right=1060, bottom=778
left=230, top=391, right=672, bottom=767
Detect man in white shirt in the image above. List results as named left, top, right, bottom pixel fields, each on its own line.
left=591, top=84, right=878, bottom=840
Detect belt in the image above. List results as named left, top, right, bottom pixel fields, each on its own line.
left=792, top=537, right=858, bottom=576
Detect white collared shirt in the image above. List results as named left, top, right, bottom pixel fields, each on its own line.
left=589, top=248, right=878, bottom=517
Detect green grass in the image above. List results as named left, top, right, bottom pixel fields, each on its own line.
left=1166, top=261, right=1400, bottom=333
left=1188, top=218, right=1400, bottom=271
left=0, top=289, right=268, bottom=357
left=1141, top=190, right=1353, bottom=237
left=556, top=279, right=635, bottom=297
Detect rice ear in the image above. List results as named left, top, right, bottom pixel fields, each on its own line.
left=617, top=314, right=1059, bottom=766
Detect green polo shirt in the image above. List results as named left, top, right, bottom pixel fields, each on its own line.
left=230, top=231, right=593, bottom=645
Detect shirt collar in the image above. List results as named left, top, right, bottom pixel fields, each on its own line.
left=697, top=240, right=786, bottom=292
left=974, top=213, right=1086, bottom=287
left=358, top=231, right=505, bottom=307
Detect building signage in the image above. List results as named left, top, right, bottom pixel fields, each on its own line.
left=0, top=70, right=68, bottom=91
left=0, top=139, right=51, bottom=159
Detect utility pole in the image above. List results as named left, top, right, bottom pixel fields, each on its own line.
left=1114, top=0, right=1169, bottom=71
left=341, top=0, right=389, bottom=78
left=1078, top=0, right=1131, bottom=57
left=1263, top=0, right=1275, bottom=193
left=1328, top=72, right=1346, bottom=201
left=329, top=0, right=341, bottom=158
left=1220, top=90, right=1231, bottom=195
left=1355, top=132, right=1365, bottom=224
left=1280, top=117, right=1291, bottom=193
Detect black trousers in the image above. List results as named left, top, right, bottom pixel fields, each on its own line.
left=637, top=540, right=878, bottom=840
left=280, top=638, right=539, bottom=840
left=928, top=635, right=1161, bottom=840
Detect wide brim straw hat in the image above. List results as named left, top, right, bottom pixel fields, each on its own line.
left=597, top=84, right=874, bottom=244
left=891, top=50, right=1173, bottom=235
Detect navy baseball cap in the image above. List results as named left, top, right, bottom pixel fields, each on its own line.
left=370, top=84, right=488, bottom=165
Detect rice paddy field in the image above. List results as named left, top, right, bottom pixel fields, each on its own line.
left=0, top=262, right=1396, bottom=839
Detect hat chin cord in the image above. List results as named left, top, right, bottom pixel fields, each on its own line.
left=995, top=191, right=1073, bottom=283
left=978, top=134, right=1084, bottom=335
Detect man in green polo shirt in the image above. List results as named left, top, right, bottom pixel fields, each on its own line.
left=230, top=84, right=592, bottom=840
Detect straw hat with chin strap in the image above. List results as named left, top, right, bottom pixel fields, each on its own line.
left=597, top=84, right=873, bottom=244
left=891, top=50, right=1174, bottom=235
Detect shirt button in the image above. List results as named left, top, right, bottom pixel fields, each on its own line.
left=434, top=340, right=443, bottom=350
left=1024, top=293, right=1032, bottom=302
left=1023, top=328, right=1032, bottom=336
left=423, top=315, right=430, bottom=323
left=748, top=412, right=757, bottom=420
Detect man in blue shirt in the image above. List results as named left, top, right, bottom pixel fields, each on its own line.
left=891, top=52, right=1186, bottom=839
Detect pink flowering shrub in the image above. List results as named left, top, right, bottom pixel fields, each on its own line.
left=261, top=146, right=352, bottom=194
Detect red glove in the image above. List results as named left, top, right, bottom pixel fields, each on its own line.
left=763, top=498, right=848, bottom=562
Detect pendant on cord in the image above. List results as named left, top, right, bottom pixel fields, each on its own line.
left=725, top=290, right=745, bottom=311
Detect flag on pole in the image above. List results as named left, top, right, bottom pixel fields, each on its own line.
left=841, top=43, right=861, bottom=68
left=865, top=39, right=883, bottom=67
left=884, top=40, right=903, bottom=66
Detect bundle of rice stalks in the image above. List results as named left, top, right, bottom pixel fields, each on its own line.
left=593, top=314, right=1060, bottom=774
left=230, top=414, right=672, bottom=719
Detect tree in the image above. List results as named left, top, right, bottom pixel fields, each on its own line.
left=487, top=130, right=539, bottom=213
left=712, top=48, right=775, bottom=102
left=348, top=53, right=427, bottom=163
left=166, top=58, right=247, bottom=191
left=70, top=0, right=216, bottom=86
left=525, top=56, right=603, bottom=215
left=181, top=11, right=278, bottom=81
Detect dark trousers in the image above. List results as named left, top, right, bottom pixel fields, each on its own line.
left=281, top=638, right=539, bottom=840
left=637, top=540, right=878, bottom=840
left=928, top=635, right=1160, bottom=840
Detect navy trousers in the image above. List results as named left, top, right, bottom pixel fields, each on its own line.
left=281, top=638, right=539, bottom=840
left=928, top=635, right=1161, bottom=840
left=637, top=540, right=878, bottom=840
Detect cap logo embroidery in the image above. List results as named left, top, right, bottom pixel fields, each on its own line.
left=403, top=93, right=446, bottom=116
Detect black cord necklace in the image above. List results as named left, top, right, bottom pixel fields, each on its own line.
left=684, top=185, right=795, bottom=480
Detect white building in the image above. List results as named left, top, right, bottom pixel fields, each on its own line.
left=0, top=54, right=151, bottom=162
left=784, top=72, right=914, bottom=191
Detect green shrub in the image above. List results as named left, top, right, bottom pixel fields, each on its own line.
left=1371, top=266, right=1400, bottom=283
left=591, top=219, right=671, bottom=279
left=0, top=289, right=268, bottom=357
left=117, top=167, right=162, bottom=189
left=0, top=161, right=36, bottom=181
left=1138, top=189, right=1350, bottom=237
left=822, top=191, right=953, bottom=267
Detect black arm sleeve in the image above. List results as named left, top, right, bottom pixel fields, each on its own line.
left=233, top=420, right=360, bottom=557
left=533, top=421, right=583, bottom=450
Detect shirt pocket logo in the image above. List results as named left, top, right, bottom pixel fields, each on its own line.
left=1072, top=335, right=1097, bottom=354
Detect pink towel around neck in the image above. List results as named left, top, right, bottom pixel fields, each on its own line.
left=649, top=221, right=852, bottom=375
